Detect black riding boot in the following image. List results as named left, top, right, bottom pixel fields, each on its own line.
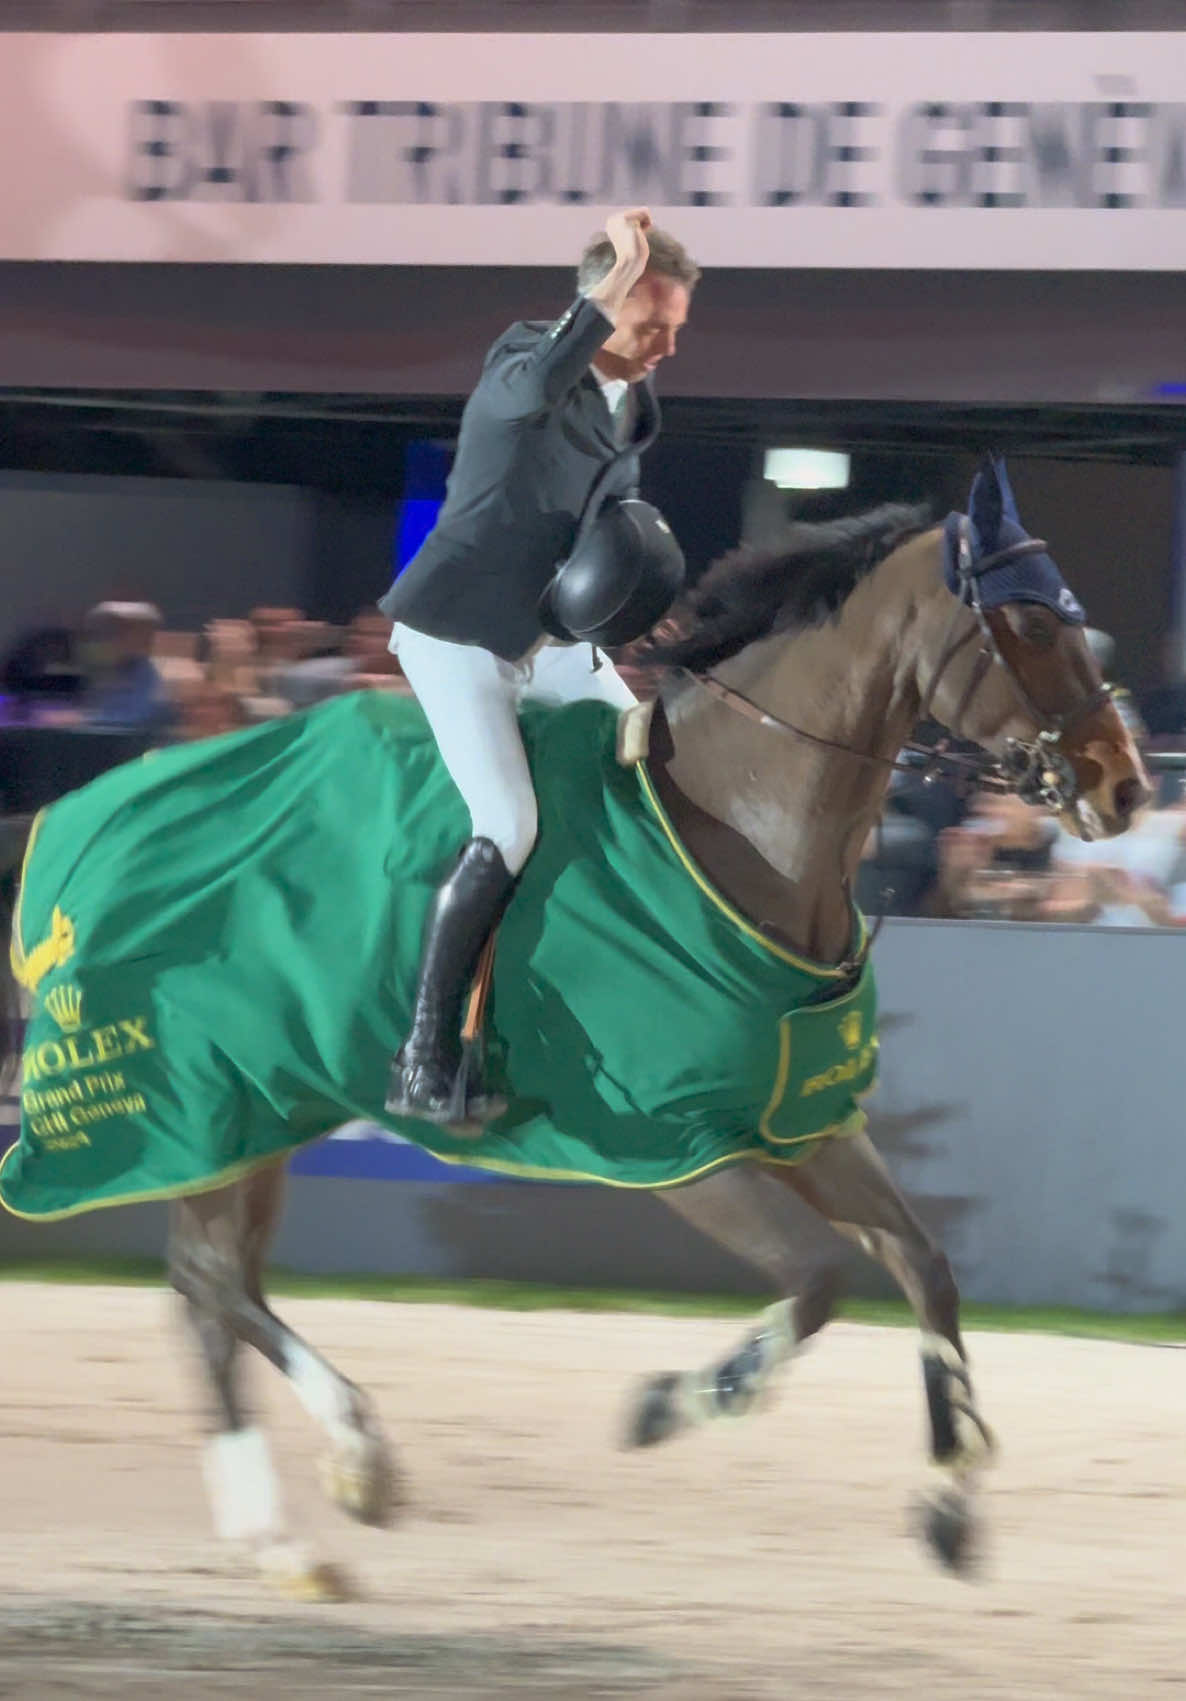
left=385, top=837, right=514, bottom=1127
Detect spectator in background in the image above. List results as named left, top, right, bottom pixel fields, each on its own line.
left=855, top=752, right=968, bottom=918
left=274, top=610, right=407, bottom=708
left=79, top=601, right=176, bottom=734
left=171, top=674, right=253, bottom=742
left=935, top=791, right=1058, bottom=921
left=1047, top=777, right=1186, bottom=927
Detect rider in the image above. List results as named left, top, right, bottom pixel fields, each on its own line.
left=380, top=207, right=698, bottom=1127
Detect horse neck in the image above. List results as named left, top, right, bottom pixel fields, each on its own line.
left=657, top=536, right=935, bottom=965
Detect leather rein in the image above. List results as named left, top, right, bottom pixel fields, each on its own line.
left=683, top=518, right=1111, bottom=814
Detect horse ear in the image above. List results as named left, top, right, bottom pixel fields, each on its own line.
left=992, top=455, right=1021, bottom=525
left=968, top=454, right=1004, bottom=554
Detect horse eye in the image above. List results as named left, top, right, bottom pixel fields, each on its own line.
left=1011, top=610, right=1055, bottom=651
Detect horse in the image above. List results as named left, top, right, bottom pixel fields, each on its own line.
left=0, top=456, right=1148, bottom=1595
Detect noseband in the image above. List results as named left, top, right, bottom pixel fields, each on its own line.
left=684, top=516, right=1111, bottom=813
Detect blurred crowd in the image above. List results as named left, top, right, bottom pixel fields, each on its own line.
left=858, top=772, right=1186, bottom=929
left=0, top=601, right=409, bottom=741
left=857, top=628, right=1186, bottom=929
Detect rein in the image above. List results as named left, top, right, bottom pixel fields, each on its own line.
left=683, top=521, right=1111, bottom=810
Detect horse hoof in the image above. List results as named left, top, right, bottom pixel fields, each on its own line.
left=918, top=1487, right=980, bottom=1577
left=283, top=1560, right=356, bottom=1603
left=257, top=1543, right=356, bottom=1602
left=320, top=1432, right=400, bottom=1527
left=623, top=1373, right=684, bottom=1450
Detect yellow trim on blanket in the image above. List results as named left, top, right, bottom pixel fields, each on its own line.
left=636, top=763, right=864, bottom=979
left=0, top=1134, right=297, bottom=1223
left=0, top=1110, right=868, bottom=1223
left=758, top=1017, right=793, bottom=1142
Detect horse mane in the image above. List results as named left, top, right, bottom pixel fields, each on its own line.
left=637, top=502, right=933, bottom=675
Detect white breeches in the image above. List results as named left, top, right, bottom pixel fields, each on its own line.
left=389, top=624, right=637, bottom=875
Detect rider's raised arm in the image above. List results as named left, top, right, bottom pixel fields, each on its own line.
left=483, top=206, right=653, bottom=421
left=483, top=296, right=616, bottom=420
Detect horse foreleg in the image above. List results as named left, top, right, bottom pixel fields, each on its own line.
left=771, top=1130, right=995, bottom=1573
left=625, top=1164, right=842, bottom=1448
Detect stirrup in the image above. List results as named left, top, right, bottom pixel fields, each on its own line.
left=384, top=1039, right=505, bottom=1136
left=445, top=1039, right=508, bottom=1132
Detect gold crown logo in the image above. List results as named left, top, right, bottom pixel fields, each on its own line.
left=44, top=981, right=84, bottom=1034
left=838, top=1009, right=863, bottom=1052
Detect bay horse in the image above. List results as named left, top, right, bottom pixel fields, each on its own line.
left=0, top=457, right=1148, bottom=1594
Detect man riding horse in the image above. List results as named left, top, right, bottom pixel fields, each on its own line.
left=379, top=206, right=694, bottom=1130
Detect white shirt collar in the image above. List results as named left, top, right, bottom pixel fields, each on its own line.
left=594, top=369, right=630, bottom=411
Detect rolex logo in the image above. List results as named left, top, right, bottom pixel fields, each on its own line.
left=44, top=982, right=84, bottom=1034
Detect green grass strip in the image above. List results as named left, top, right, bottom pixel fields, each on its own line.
left=1, top=1256, right=1184, bottom=1345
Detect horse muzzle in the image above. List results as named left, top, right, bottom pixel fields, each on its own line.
left=1002, top=732, right=1151, bottom=841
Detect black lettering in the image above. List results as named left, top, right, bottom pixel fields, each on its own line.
left=671, top=101, right=733, bottom=207
left=598, top=103, right=679, bottom=203
left=1082, top=100, right=1151, bottom=208
left=753, top=103, right=828, bottom=207
left=1025, top=103, right=1080, bottom=206
left=896, top=102, right=975, bottom=207
left=126, top=99, right=191, bottom=202
left=553, top=103, right=596, bottom=205
left=970, top=101, right=1028, bottom=207
left=475, top=102, right=554, bottom=205
left=1152, top=104, right=1186, bottom=206
left=257, top=100, right=317, bottom=202
left=822, top=101, right=879, bottom=207
left=341, top=101, right=466, bottom=204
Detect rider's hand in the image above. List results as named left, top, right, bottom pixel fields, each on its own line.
left=585, top=206, right=653, bottom=323
left=604, top=207, right=652, bottom=285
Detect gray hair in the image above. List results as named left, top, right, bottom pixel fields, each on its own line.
left=577, top=226, right=701, bottom=296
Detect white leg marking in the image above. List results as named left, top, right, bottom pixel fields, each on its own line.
left=202, top=1425, right=282, bottom=1543
left=681, top=1299, right=803, bottom=1425
left=287, top=1342, right=354, bottom=1442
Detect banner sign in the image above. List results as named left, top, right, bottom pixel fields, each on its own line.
left=2, top=33, right=1185, bottom=268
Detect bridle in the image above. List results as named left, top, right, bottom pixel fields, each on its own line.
left=684, top=516, right=1112, bottom=815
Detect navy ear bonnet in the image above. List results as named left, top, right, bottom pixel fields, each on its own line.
left=942, top=456, right=1086, bottom=626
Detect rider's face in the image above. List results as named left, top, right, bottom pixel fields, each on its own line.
left=596, top=273, right=690, bottom=383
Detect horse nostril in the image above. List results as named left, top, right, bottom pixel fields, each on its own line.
left=1114, top=776, right=1146, bottom=821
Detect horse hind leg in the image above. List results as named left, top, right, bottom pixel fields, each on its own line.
left=234, top=1163, right=398, bottom=1532
left=624, top=1165, right=843, bottom=1449
left=170, top=1184, right=327, bottom=1594
left=169, top=1164, right=396, bottom=1598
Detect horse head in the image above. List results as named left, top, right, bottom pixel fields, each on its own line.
left=919, top=455, right=1151, bottom=840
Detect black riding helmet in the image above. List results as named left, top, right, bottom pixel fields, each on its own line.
left=538, top=498, right=685, bottom=648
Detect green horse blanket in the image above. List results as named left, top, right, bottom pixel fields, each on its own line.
left=2, top=693, right=878, bottom=1220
